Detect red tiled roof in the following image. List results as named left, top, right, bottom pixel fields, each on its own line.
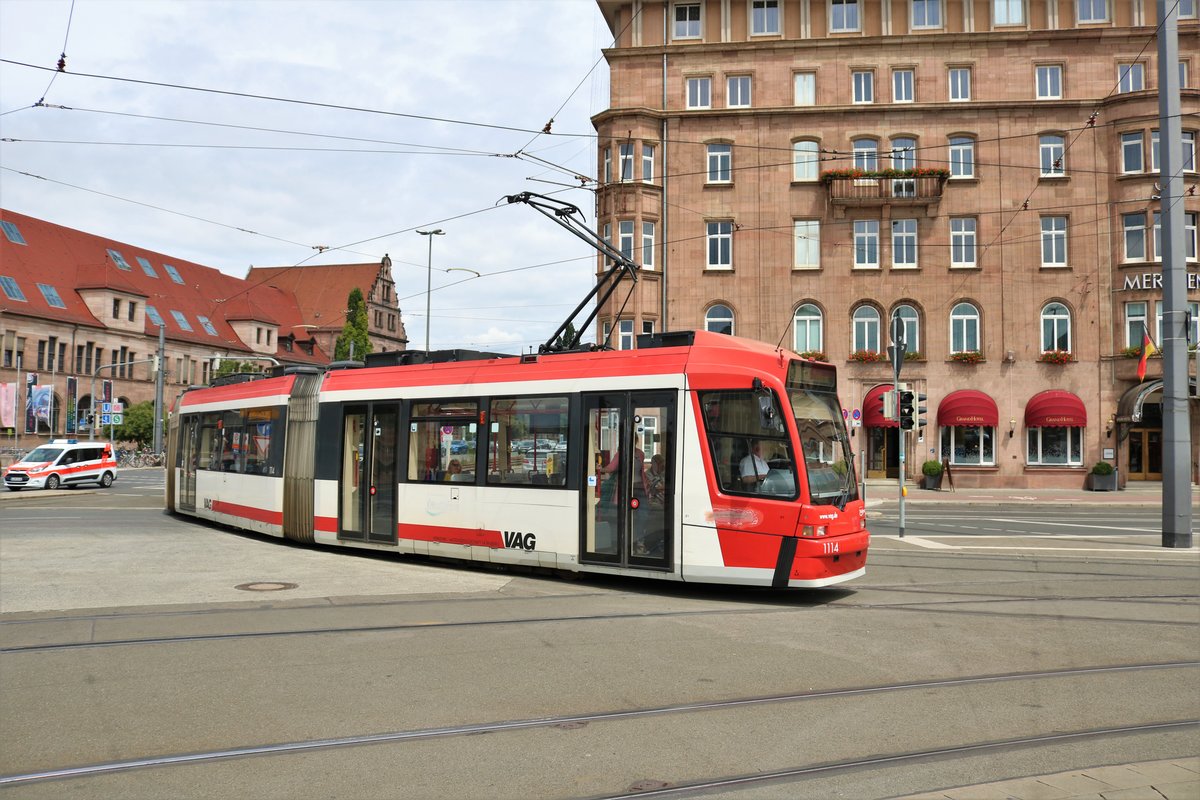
left=246, top=262, right=384, bottom=330
left=0, top=209, right=327, bottom=363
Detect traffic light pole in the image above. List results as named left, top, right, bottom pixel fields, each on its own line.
left=895, top=372, right=905, bottom=538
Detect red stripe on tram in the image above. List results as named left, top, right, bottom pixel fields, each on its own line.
left=211, top=500, right=283, bottom=526
left=398, top=524, right=504, bottom=549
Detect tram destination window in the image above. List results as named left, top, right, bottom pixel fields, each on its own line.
left=487, top=396, right=570, bottom=486
left=408, top=400, right=478, bottom=482
left=699, top=390, right=797, bottom=498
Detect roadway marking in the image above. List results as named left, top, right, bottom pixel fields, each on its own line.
left=876, top=534, right=1199, bottom=554
left=895, top=536, right=954, bottom=549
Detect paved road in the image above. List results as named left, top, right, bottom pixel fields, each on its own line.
left=1, top=478, right=1197, bottom=799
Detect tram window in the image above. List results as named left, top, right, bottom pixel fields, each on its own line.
left=487, top=395, right=569, bottom=486
left=243, top=407, right=283, bottom=475
left=198, top=412, right=222, bottom=471
left=219, top=410, right=245, bottom=473
left=699, top=390, right=797, bottom=498
left=409, top=399, right=478, bottom=482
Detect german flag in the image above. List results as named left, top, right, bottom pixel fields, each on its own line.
left=1136, top=324, right=1156, bottom=382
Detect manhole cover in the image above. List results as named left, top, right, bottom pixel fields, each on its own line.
left=235, top=582, right=298, bottom=592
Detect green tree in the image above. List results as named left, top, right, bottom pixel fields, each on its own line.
left=212, top=359, right=265, bottom=380
left=552, top=322, right=579, bottom=351
left=334, top=287, right=372, bottom=361
left=110, top=401, right=157, bottom=448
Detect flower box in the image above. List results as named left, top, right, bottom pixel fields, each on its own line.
left=949, top=350, right=984, bottom=365
left=1038, top=350, right=1072, bottom=365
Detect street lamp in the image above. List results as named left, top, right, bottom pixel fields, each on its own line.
left=417, top=229, right=445, bottom=354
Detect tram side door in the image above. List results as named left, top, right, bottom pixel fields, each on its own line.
left=581, top=392, right=674, bottom=570
left=339, top=403, right=399, bottom=543
left=179, top=416, right=199, bottom=512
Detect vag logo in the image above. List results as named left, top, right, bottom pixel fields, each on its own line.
left=503, top=531, right=536, bottom=551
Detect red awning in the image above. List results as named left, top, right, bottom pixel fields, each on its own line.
left=1024, top=390, right=1087, bottom=427
left=862, top=384, right=898, bottom=428
left=937, top=389, right=998, bottom=427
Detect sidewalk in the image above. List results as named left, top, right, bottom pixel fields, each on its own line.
left=862, top=479, right=1197, bottom=507
left=894, top=757, right=1199, bottom=800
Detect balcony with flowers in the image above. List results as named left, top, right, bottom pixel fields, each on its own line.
left=822, top=168, right=949, bottom=217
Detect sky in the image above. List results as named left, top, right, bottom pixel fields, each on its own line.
left=0, top=0, right=612, bottom=354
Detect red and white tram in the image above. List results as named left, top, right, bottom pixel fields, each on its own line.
left=166, top=331, right=868, bottom=588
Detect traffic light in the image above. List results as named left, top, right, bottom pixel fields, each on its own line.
left=899, top=390, right=928, bottom=430
left=877, top=389, right=897, bottom=421
left=898, top=390, right=915, bottom=429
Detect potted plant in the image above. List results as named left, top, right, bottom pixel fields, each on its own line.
left=950, top=350, right=984, bottom=365
left=848, top=349, right=886, bottom=363
left=920, top=460, right=944, bottom=490
left=1089, top=460, right=1117, bottom=491
left=798, top=350, right=827, bottom=362
left=1038, top=349, right=1072, bottom=365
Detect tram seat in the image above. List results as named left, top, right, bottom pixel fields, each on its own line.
left=530, top=474, right=548, bottom=485
left=505, top=471, right=528, bottom=484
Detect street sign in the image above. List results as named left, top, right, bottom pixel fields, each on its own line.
left=102, top=402, right=112, bottom=413
left=112, top=402, right=124, bottom=414
left=111, top=413, right=124, bottom=425
left=100, top=414, right=111, bottom=425
left=887, top=344, right=904, bottom=378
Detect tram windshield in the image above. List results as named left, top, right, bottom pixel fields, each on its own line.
left=786, top=360, right=858, bottom=506
left=699, top=390, right=797, bottom=498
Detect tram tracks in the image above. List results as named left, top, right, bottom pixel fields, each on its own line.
left=1, top=661, right=1194, bottom=788
left=2, top=586, right=1196, bottom=654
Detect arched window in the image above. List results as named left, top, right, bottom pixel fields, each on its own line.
left=793, top=139, right=819, bottom=181
left=1040, top=302, right=1071, bottom=353
left=705, top=304, right=735, bottom=336
left=891, top=304, right=920, bottom=354
left=852, top=138, right=878, bottom=171
left=950, top=302, right=980, bottom=353
left=793, top=303, right=823, bottom=353
left=852, top=305, right=881, bottom=353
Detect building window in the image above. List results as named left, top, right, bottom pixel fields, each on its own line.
left=37, top=283, right=66, bottom=308
left=707, top=143, right=732, bottom=183
left=893, top=69, right=914, bottom=102
left=852, top=305, right=881, bottom=353
left=1041, top=302, right=1071, bottom=353
left=1121, top=131, right=1144, bottom=173
left=893, top=305, right=921, bottom=354
left=136, top=256, right=158, bottom=278
left=0, top=220, right=26, bottom=245
left=852, top=70, right=874, bottom=104
left=793, top=140, right=819, bottom=181
left=171, top=310, right=194, bottom=332
left=1028, top=427, right=1082, bottom=466
left=603, top=148, right=611, bottom=183
left=891, top=137, right=917, bottom=196
left=107, top=249, right=131, bottom=270
left=1151, top=211, right=1199, bottom=261
left=674, top=2, right=702, bottom=38
left=687, top=77, right=711, bottom=109
left=794, top=220, right=820, bottom=269
left=706, top=221, right=733, bottom=269
left=852, top=138, right=878, bottom=171
left=1164, top=130, right=1199, bottom=172
left=751, top=0, right=780, bottom=34
left=705, top=304, right=734, bottom=335
left=642, top=320, right=656, bottom=337
left=642, top=144, right=655, bottom=182
left=1118, top=62, right=1144, bottom=93
left=950, top=218, right=977, bottom=267
left=948, top=67, right=971, bottom=101
left=146, top=305, right=164, bottom=326
left=1036, top=65, right=1062, bottom=99
left=793, top=303, right=823, bottom=352
left=112, top=298, right=121, bottom=319
left=912, top=0, right=942, bottom=28
left=727, top=75, right=752, bottom=108
left=950, top=302, right=980, bottom=353
left=830, top=0, right=860, bottom=32
left=163, top=264, right=185, bottom=284
left=197, top=315, right=218, bottom=336
left=1182, top=0, right=1197, bottom=18
left=949, top=136, right=975, bottom=178
left=1077, top=0, right=1108, bottom=22
left=993, top=0, right=1024, bottom=25
left=642, top=222, right=656, bottom=269
left=1039, top=134, right=1066, bottom=176
left=128, top=301, right=137, bottom=321
left=618, top=143, right=634, bottom=182
left=853, top=220, right=880, bottom=268
left=892, top=219, right=918, bottom=268
left=618, top=220, right=635, bottom=261
left=1041, top=216, right=1068, bottom=266
left=617, top=319, right=635, bottom=350
left=1122, top=213, right=1147, bottom=261
left=794, top=72, right=816, bottom=105
left=941, top=425, right=995, bottom=466
left=0, top=275, right=25, bottom=299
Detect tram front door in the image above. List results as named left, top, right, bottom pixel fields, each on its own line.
left=179, top=416, right=199, bottom=511
left=339, top=403, right=399, bottom=543
left=582, top=392, right=674, bottom=570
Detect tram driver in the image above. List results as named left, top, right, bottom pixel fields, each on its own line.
left=739, top=440, right=769, bottom=489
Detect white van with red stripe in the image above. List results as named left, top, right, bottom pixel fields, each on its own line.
left=3, top=439, right=119, bottom=491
